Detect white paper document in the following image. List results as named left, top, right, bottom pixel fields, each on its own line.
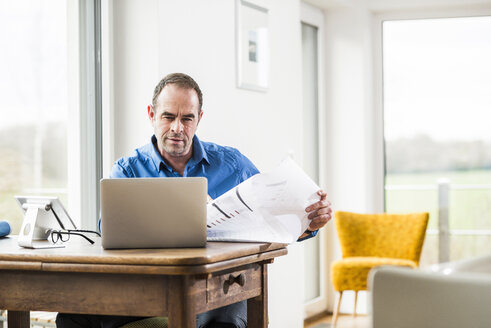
left=206, top=157, right=321, bottom=244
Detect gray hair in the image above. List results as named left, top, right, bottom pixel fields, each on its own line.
left=151, top=73, right=203, bottom=113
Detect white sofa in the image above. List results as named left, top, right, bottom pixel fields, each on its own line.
left=369, top=254, right=491, bottom=328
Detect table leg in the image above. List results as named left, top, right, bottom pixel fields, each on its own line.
left=7, top=311, right=30, bottom=328
left=247, top=264, right=268, bottom=328
left=168, top=276, right=196, bottom=328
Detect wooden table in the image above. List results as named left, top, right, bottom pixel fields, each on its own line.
left=0, top=236, right=287, bottom=328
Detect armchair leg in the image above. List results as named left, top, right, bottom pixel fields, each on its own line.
left=353, top=291, right=358, bottom=317
left=332, top=291, right=343, bottom=328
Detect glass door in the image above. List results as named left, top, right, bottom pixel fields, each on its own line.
left=301, top=2, right=327, bottom=318
left=383, top=16, right=491, bottom=266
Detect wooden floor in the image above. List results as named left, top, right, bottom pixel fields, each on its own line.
left=305, top=313, right=370, bottom=328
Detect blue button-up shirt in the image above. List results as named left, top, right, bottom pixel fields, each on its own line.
left=110, top=135, right=259, bottom=199
left=109, top=135, right=316, bottom=240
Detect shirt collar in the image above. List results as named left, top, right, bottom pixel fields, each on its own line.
left=190, top=135, right=210, bottom=166
left=150, top=135, right=209, bottom=173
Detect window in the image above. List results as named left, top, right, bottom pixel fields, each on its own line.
left=383, top=16, right=491, bottom=265
left=0, top=0, right=70, bottom=232
left=302, top=21, right=321, bottom=303
left=0, top=0, right=102, bottom=233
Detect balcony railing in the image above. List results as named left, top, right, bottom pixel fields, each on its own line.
left=385, top=180, right=491, bottom=263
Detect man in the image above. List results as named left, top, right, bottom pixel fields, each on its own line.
left=57, top=73, right=332, bottom=328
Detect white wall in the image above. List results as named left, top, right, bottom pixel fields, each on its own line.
left=110, top=0, right=306, bottom=171
left=156, top=0, right=304, bottom=171
left=111, top=0, right=160, bottom=159
left=324, top=6, right=377, bottom=219
left=322, top=5, right=378, bottom=314
left=109, top=0, right=306, bottom=326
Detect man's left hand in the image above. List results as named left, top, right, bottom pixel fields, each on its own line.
left=305, top=190, right=332, bottom=232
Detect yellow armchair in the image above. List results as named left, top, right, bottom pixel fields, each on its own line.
left=330, top=211, right=429, bottom=326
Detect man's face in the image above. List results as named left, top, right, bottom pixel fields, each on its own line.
left=148, top=84, right=202, bottom=159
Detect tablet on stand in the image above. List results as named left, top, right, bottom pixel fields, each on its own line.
left=15, top=196, right=77, bottom=249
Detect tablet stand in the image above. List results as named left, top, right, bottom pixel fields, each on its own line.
left=18, top=202, right=65, bottom=249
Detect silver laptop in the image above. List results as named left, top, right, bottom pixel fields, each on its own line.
left=100, top=177, right=207, bottom=249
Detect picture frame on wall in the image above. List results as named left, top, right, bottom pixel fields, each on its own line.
left=236, top=0, right=269, bottom=92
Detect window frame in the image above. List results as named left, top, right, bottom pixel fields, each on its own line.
left=67, top=0, right=103, bottom=230
left=301, top=1, right=329, bottom=319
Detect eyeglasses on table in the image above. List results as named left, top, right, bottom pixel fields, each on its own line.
left=49, top=229, right=101, bottom=245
